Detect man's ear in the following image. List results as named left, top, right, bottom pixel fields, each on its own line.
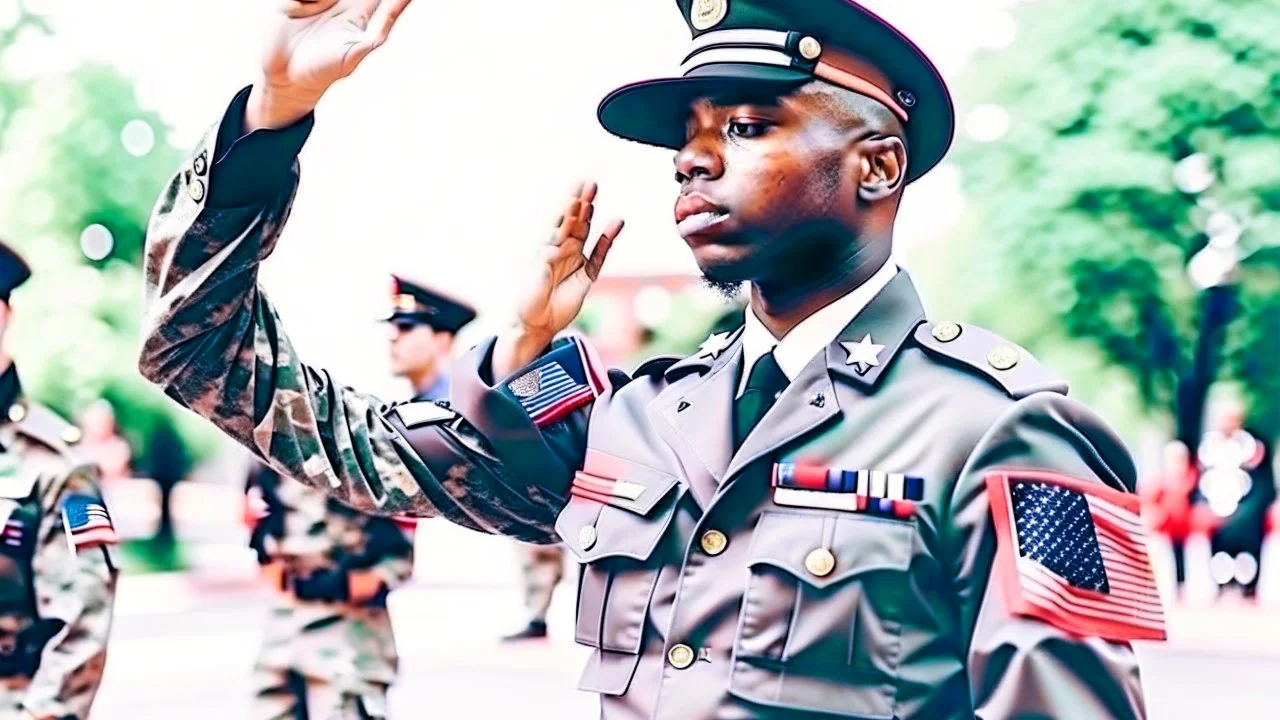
left=857, top=136, right=907, bottom=202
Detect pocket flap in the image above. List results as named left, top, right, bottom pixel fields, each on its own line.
left=746, top=511, right=913, bottom=590
left=577, top=450, right=681, bottom=516
left=556, top=477, right=683, bottom=564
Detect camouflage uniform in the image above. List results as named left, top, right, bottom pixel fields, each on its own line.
left=139, top=86, right=1158, bottom=719
left=245, top=460, right=413, bottom=720
left=0, top=370, right=117, bottom=720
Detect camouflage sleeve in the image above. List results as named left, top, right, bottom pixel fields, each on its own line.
left=21, top=465, right=117, bottom=720
left=946, top=392, right=1150, bottom=720
left=137, top=91, right=587, bottom=542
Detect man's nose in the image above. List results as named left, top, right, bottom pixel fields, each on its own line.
left=674, top=133, right=724, bottom=184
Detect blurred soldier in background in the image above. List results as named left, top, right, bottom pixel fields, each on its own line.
left=385, top=275, right=475, bottom=402
left=0, top=241, right=118, bottom=720
left=1199, top=399, right=1275, bottom=599
left=240, top=274, right=465, bottom=718
left=504, top=542, right=563, bottom=642
left=244, top=460, right=414, bottom=719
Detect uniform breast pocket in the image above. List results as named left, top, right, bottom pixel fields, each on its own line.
left=729, top=510, right=914, bottom=719
left=554, top=460, right=682, bottom=697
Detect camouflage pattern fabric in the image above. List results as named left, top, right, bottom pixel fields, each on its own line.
left=246, top=462, right=411, bottom=714
left=0, top=398, right=117, bottom=719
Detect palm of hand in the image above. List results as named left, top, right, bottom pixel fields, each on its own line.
left=516, top=183, right=624, bottom=340
left=261, top=0, right=401, bottom=95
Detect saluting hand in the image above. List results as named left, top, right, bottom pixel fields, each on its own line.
left=492, top=183, right=625, bottom=378
left=246, top=0, right=416, bottom=131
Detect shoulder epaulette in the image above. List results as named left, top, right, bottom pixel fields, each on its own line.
left=14, top=403, right=83, bottom=458
left=631, top=355, right=682, bottom=381
left=913, top=322, right=1068, bottom=400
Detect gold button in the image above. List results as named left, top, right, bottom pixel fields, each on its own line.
left=668, top=644, right=695, bottom=669
left=986, top=346, right=1020, bottom=371
left=61, top=426, right=82, bottom=444
left=188, top=179, right=206, bottom=202
left=798, top=36, right=823, bottom=60
left=700, top=530, right=728, bottom=556
left=7, top=404, right=25, bottom=423
left=578, top=525, right=597, bottom=551
left=804, top=548, right=836, bottom=578
left=931, top=322, right=962, bottom=343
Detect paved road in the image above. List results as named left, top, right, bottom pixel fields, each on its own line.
left=90, top=523, right=1280, bottom=719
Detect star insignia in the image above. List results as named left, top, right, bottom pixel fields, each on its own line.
left=841, top=334, right=885, bottom=375
left=696, top=332, right=731, bottom=360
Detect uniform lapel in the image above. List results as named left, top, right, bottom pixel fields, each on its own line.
left=648, top=332, right=742, bottom=509
left=719, top=271, right=928, bottom=493
left=722, top=355, right=840, bottom=484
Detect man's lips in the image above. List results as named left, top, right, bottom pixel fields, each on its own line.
left=675, top=193, right=729, bottom=236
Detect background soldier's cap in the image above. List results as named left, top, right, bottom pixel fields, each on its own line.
left=596, top=0, right=954, bottom=183
left=383, top=275, right=477, bottom=334
left=0, top=240, right=31, bottom=304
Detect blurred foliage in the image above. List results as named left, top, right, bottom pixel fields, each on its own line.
left=0, top=10, right=219, bottom=476
left=947, top=0, right=1280, bottom=443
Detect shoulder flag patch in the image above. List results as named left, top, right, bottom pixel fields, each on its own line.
left=61, top=494, right=118, bottom=552
left=986, top=469, right=1165, bottom=642
left=505, top=336, right=606, bottom=427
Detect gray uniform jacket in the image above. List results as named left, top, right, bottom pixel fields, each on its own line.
left=138, top=91, right=1153, bottom=720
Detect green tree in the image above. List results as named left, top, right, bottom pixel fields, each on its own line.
left=943, top=0, right=1280, bottom=452
left=0, top=12, right=219, bottom=559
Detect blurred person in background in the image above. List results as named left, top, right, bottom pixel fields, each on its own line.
left=1198, top=399, right=1275, bottom=600
left=384, top=275, right=476, bottom=402
left=0, top=241, right=117, bottom=720
left=138, top=0, right=1165, bottom=718
left=1140, top=441, right=1198, bottom=594
left=243, top=457, right=415, bottom=719
left=234, top=271, right=462, bottom=719
left=74, top=400, right=131, bottom=484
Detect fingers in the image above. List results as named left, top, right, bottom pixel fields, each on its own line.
left=568, top=181, right=598, bottom=240
left=584, top=219, right=624, bottom=281
left=278, top=0, right=338, bottom=19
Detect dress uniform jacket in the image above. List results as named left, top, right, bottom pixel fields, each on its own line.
left=0, top=371, right=116, bottom=719
left=139, top=93, right=1152, bottom=719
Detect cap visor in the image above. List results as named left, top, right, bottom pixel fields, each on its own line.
left=597, top=64, right=810, bottom=150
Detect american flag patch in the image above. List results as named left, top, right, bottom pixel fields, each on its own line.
left=61, top=495, right=118, bottom=552
left=3, top=518, right=24, bottom=547
left=986, top=470, right=1166, bottom=642
left=507, top=337, right=605, bottom=427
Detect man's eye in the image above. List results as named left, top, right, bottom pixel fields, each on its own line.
left=727, top=120, right=770, bottom=138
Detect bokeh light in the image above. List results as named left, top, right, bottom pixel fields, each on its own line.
left=80, top=223, right=115, bottom=261
left=121, top=118, right=155, bottom=157
left=964, top=104, right=1010, bottom=142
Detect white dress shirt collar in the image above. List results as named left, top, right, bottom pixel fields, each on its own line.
left=738, top=260, right=898, bottom=396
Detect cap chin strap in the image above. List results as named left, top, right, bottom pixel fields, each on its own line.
left=679, top=28, right=910, bottom=123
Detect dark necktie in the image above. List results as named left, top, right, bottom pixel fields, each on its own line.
left=733, top=350, right=789, bottom=451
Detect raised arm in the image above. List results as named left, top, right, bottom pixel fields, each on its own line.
left=139, top=1, right=623, bottom=543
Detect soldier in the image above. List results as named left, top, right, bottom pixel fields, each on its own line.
left=384, top=275, right=475, bottom=402
left=243, top=458, right=414, bottom=719
left=140, top=0, right=1163, bottom=718
left=0, top=241, right=117, bottom=719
